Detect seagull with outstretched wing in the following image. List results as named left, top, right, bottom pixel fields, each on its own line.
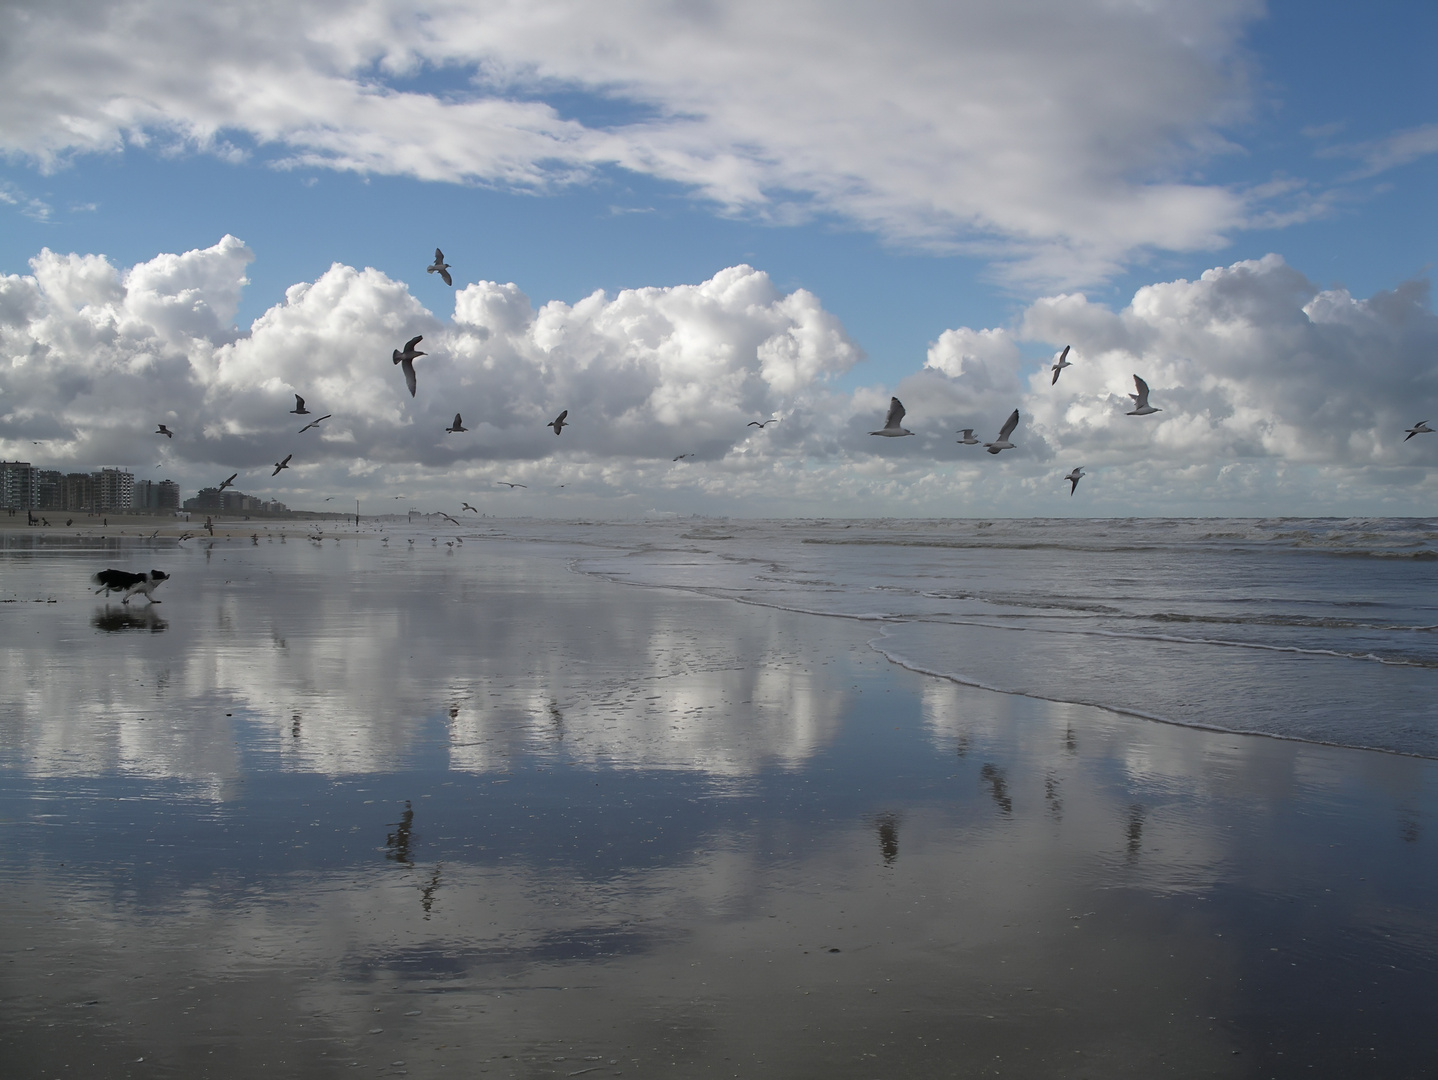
left=393, top=335, right=425, bottom=398
left=869, top=397, right=913, bottom=437
left=427, top=249, right=452, bottom=286
left=984, top=409, right=1020, bottom=454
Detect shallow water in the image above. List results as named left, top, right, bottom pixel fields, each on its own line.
left=2, top=526, right=1437, bottom=1077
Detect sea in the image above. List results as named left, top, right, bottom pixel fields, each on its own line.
left=537, top=515, right=1438, bottom=758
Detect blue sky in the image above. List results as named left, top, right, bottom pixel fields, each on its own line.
left=0, top=0, right=1434, bottom=516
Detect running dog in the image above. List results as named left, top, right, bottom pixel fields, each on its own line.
left=92, top=569, right=169, bottom=604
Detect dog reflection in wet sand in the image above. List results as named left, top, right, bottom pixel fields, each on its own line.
left=92, top=568, right=169, bottom=604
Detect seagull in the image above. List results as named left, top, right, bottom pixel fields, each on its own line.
left=956, top=429, right=980, bottom=445
left=393, top=335, right=425, bottom=398
left=747, top=418, right=779, bottom=428
left=1127, top=374, right=1161, bottom=416
left=272, top=454, right=292, bottom=476
left=298, top=414, right=331, bottom=433
left=548, top=410, right=568, bottom=435
left=673, top=453, right=694, bottom=461
left=869, top=397, right=913, bottom=437
left=439, top=512, right=462, bottom=526
left=218, top=473, right=238, bottom=492
left=497, top=481, right=527, bottom=489
left=984, top=409, right=1020, bottom=454
left=155, top=424, right=173, bottom=438
left=446, top=413, right=467, bottom=433
left=428, top=249, right=452, bottom=287
left=290, top=395, right=310, bottom=415
left=1404, top=420, right=1433, bottom=441
left=461, top=503, right=478, bottom=513
left=1050, top=345, right=1072, bottom=385
left=1063, top=467, right=1086, bottom=495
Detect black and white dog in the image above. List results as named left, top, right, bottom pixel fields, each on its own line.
left=93, top=569, right=170, bottom=604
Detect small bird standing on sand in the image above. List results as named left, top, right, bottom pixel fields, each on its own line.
left=427, top=249, right=452, bottom=286
left=1404, top=420, right=1433, bottom=441
left=869, top=397, right=913, bottom=437
left=272, top=454, right=292, bottom=476
left=298, top=414, right=331, bottom=433
left=290, top=395, right=310, bottom=415
left=956, top=429, right=979, bottom=445
left=155, top=424, right=173, bottom=438
left=1050, top=345, right=1072, bottom=385
left=1127, top=375, right=1161, bottom=416
left=393, top=335, right=425, bottom=398
left=446, top=414, right=467, bottom=433
left=984, top=409, right=1021, bottom=454
left=549, top=410, right=568, bottom=435
left=218, top=473, right=238, bottom=491
left=1063, top=467, right=1086, bottom=495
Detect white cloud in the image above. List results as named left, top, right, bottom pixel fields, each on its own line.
left=0, top=236, right=860, bottom=499
left=5, top=240, right=1436, bottom=516
left=1317, top=122, right=1438, bottom=181
left=0, top=0, right=1272, bottom=284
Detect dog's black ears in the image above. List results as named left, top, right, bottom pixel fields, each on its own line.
left=152, top=570, right=168, bottom=579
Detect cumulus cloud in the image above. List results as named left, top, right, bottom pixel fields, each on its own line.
left=6, top=239, right=1435, bottom=515
left=0, top=236, right=861, bottom=503
left=0, top=0, right=1273, bottom=284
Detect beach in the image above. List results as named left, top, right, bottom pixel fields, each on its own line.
left=2, top=522, right=1436, bottom=1077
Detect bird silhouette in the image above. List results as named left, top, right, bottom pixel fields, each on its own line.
left=549, top=410, right=568, bottom=435
left=427, top=249, right=452, bottom=287
left=272, top=454, right=293, bottom=476
left=446, top=413, right=467, bottom=433
left=155, top=424, right=173, bottom=438
left=393, top=335, right=425, bottom=397
left=290, top=395, right=309, bottom=415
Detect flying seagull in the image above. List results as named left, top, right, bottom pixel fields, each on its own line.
left=1063, top=467, right=1086, bottom=495
left=272, top=454, right=292, bottom=476
left=155, top=424, right=173, bottom=438
left=218, top=473, right=238, bottom=492
left=1404, top=420, right=1433, bottom=441
left=290, top=395, right=310, bottom=415
left=446, top=413, right=467, bottom=433
left=393, top=335, right=425, bottom=397
left=1050, top=345, right=1072, bottom=385
left=870, top=397, right=913, bottom=437
left=1127, top=374, right=1161, bottom=416
left=673, top=453, right=694, bottom=461
left=298, top=414, right=331, bottom=433
left=427, top=248, right=453, bottom=287
left=956, top=428, right=979, bottom=445
left=497, top=481, right=527, bottom=489
left=439, top=512, right=462, bottom=526
left=984, top=409, right=1020, bottom=454
left=548, top=410, right=568, bottom=435
left=747, top=418, right=779, bottom=428
left=461, top=503, right=478, bottom=513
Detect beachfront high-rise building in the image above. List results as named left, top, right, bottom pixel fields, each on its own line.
left=94, top=468, right=134, bottom=512
left=133, top=479, right=181, bottom=511
left=0, top=461, right=34, bottom=510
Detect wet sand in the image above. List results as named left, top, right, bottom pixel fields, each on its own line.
left=2, top=532, right=1436, bottom=1077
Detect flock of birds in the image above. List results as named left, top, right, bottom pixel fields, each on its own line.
left=869, top=346, right=1163, bottom=495
left=148, top=252, right=1433, bottom=504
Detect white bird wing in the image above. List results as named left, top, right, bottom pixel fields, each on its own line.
left=997, top=409, right=1020, bottom=441
left=884, top=397, right=906, bottom=429
left=1054, top=345, right=1070, bottom=366
left=1131, top=374, right=1150, bottom=404
left=402, top=358, right=417, bottom=397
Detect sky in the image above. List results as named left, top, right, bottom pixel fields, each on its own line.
left=0, top=0, right=1434, bottom=518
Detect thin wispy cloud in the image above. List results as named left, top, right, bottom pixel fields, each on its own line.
left=1317, top=122, right=1438, bottom=181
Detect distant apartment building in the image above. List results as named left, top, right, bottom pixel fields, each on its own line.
left=2, top=463, right=143, bottom=512
left=133, top=479, right=181, bottom=511
left=0, top=461, right=34, bottom=510
left=183, top=487, right=287, bottom=513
